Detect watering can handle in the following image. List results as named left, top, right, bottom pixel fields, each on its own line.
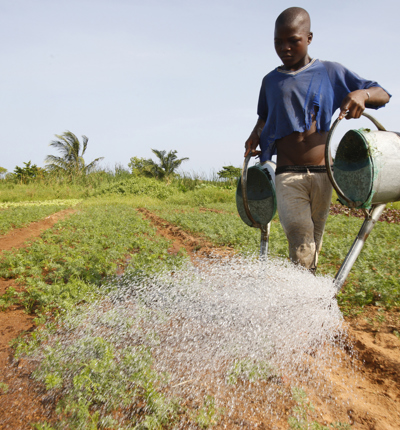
left=241, top=154, right=262, bottom=229
left=325, top=112, right=387, bottom=206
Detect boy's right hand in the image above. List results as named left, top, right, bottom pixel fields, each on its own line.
left=244, top=131, right=261, bottom=157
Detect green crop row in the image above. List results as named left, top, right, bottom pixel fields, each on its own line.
left=0, top=200, right=187, bottom=313
left=0, top=199, right=82, bottom=208
left=149, top=203, right=286, bottom=255
left=0, top=200, right=80, bottom=235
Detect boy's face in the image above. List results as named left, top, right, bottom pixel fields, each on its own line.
left=274, top=23, right=312, bottom=71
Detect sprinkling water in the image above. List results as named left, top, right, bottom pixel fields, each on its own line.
left=6, top=255, right=352, bottom=428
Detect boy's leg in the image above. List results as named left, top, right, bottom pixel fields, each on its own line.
left=310, top=173, right=333, bottom=267
left=275, top=172, right=316, bottom=269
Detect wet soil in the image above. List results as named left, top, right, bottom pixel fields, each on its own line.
left=0, top=208, right=399, bottom=429
left=138, top=209, right=400, bottom=429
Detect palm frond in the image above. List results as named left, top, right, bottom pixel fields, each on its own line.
left=45, top=131, right=103, bottom=177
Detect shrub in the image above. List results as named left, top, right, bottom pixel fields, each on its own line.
left=96, top=177, right=175, bottom=199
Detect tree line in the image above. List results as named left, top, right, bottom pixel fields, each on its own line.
left=1, top=131, right=242, bottom=184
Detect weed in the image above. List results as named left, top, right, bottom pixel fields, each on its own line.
left=288, top=387, right=351, bottom=430
left=226, top=358, right=275, bottom=385
left=192, top=395, right=223, bottom=429
left=0, top=287, right=23, bottom=311
left=0, top=382, right=9, bottom=394
left=377, top=311, right=386, bottom=324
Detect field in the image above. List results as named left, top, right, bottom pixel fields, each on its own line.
left=0, top=178, right=399, bottom=429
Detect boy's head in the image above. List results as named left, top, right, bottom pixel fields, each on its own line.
left=274, top=7, right=313, bottom=71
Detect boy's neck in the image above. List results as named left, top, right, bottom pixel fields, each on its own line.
left=281, top=55, right=312, bottom=72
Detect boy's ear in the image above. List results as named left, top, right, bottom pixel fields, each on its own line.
left=308, top=32, right=313, bottom=45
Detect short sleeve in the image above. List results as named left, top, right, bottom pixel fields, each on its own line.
left=321, top=61, right=391, bottom=110
left=257, top=76, right=268, bottom=121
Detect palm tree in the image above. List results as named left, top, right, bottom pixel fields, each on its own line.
left=151, top=149, right=189, bottom=179
left=45, top=131, right=104, bottom=177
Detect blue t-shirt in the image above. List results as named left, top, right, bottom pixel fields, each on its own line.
left=257, top=58, right=389, bottom=162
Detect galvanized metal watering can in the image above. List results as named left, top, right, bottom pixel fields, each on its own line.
left=237, top=113, right=398, bottom=292
left=326, top=112, right=400, bottom=291
left=236, top=156, right=277, bottom=257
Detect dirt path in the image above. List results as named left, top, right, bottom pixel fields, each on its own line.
left=137, top=207, right=235, bottom=262
left=0, top=209, right=76, bottom=429
left=0, top=208, right=76, bottom=258
left=0, top=207, right=77, bottom=360
left=0, top=207, right=399, bottom=429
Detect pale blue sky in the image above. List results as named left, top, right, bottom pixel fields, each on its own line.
left=1, top=0, right=398, bottom=176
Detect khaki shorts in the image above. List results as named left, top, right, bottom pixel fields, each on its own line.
left=275, top=169, right=332, bottom=270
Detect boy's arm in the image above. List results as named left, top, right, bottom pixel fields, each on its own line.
left=339, top=87, right=391, bottom=120
left=244, top=117, right=266, bottom=157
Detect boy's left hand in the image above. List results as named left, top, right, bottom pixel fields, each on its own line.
left=339, top=90, right=369, bottom=120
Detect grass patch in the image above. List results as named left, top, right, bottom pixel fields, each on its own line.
left=321, top=214, right=400, bottom=310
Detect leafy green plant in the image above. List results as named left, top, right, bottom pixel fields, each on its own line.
left=321, top=214, right=400, bottom=309
left=226, top=358, right=275, bottom=385
left=288, top=387, right=351, bottom=430
left=0, top=381, right=9, bottom=394
left=0, top=287, right=23, bottom=311
left=192, top=395, right=223, bottom=429
left=129, top=156, right=158, bottom=178
left=32, top=336, right=179, bottom=429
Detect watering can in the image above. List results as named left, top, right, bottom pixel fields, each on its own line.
left=236, top=155, right=277, bottom=257
left=325, top=112, right=400, bottom=291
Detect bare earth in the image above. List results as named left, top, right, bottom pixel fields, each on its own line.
left=0, top=208, right=399, bottom=429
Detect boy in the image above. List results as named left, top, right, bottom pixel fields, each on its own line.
left=245, top=7, right=390, bottom=272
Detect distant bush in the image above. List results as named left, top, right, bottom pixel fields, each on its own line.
left=13, top=161, right=47, bottom=183
left=96, top=177, right=175, bottom=200
left=217, top=165, right=241, bottom=180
